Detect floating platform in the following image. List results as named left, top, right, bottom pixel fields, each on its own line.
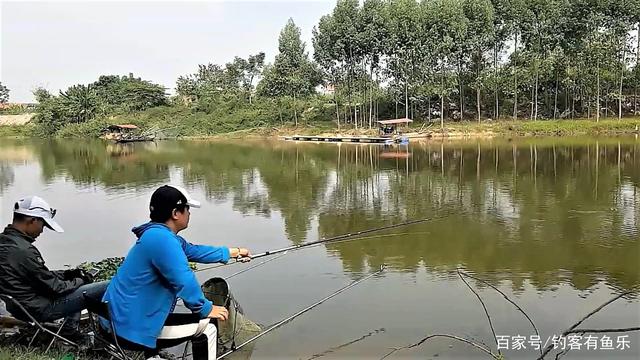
left=283, top=135, right=407, bottom=144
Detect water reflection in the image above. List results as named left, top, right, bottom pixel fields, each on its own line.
left=0, top=138, right=638, bottom=295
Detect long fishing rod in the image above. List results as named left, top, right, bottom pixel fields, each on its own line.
left=197, top=215, right=444, bottom=273
left=224, top=251, right=288, bottom=280
left=216, top=265, right=386, bottom=360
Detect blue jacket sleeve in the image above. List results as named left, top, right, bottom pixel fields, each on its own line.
left=179, top=236, right=231, bottom=264
left=148, top=234, right=213, bottom=318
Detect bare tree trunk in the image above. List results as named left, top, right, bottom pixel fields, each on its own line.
left=369, top=64, right=374, bottom=129
left=554, top=70, right=559, bottom=120
left=405, top=82, right=409, bottom=119
left=477, top=87, right=481, bottom=122
left=333, top=80, right=340, bottom=130
left=411, top=100, right=415, bottom=120
left=513, top=31, right=518, bottom=120
left=571, top=84, right=575, bottom=119
left=606, top=85, right=610, bottom=118
left=355, top=102, right=358, bottom=130
left=587, top=89, right=591, bottom=119
left=441, top=63, right=445, bottom=131
left=565, top=77, right=569, bottom=115
left=360, top=59, right=367, bottom=129
left=619, top=47, right=625, bottom=121
left=636, top=24, right=640, bottom=115
left=458, top=58, right=464, bottom=120
left=347, top=56, right=353, bottom=125
left=530, top=85, right=534, bottom=120
left=395, top=99, right=398, bottom=119
left=534, top=68, right=539, bottom=121
left=633, top=83, right=638, bottom=116
left=293, top=92, right=298, bottom=126
left=477, top=48, right=481, bottom=123
left=596, top=59, right=600, bottom=123
left=494, top=44, right=499, bottom=119
left=441, top=93, right=445, bottom=130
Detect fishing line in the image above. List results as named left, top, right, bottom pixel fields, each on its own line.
left=216, top=265, right=386, bottom=359
left=196, top=214, right=448, bottom=274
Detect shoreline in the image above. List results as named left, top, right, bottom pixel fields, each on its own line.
left=2, top=118, right=640, bottom=140
left=181, top=118, right=640, bottom=141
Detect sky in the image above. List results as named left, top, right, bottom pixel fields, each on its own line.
left=0, top=0, right=335, bottom=103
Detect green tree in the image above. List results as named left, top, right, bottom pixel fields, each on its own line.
left=245, top=52, right=266, bottom=104
left=59, top=84, right=99, bottom=123
left=313, top=12, right=344, bottom=127
left=89, top=74, right=167, bottom=114
left=359, top=0, right=387, bottom=127
left=32, top=75, right=167, bottom=136
left=259, top=18, right=321, bottom=125
left=463, top=0, right=495, bottom=122
left=426, top=0, right=468, bottom=129
left=0, top=82, right=9, bottom=104
left=385, top=0, right=423, bottom=120
left=331, top=0, right=360, bottom=126
left=519, top=0, right=567, bottom=120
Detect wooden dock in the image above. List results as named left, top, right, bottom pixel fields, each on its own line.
left=283, top=135, right=398, bottom=144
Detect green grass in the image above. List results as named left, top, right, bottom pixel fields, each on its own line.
left=444, top=117, right=640, bottom=136
left=0, top=124, right=36, bottom=137
left=55, top=119, right=110, bottom=138
left=3, top=107, right=640, bottom=139
left=0, top=108, right=33, bottom=115
left=0, top=345, right=76, bottom=360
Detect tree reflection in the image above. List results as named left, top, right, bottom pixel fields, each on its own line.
left=2, top=137, right=637, bottom=293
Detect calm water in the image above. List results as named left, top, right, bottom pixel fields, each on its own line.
left=0, top=137, right=638, bottom=359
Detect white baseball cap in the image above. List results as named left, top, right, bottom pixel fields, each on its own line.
left=170, top=185, right=201, bottom=208
left=13, top=196, right=64, bottom=233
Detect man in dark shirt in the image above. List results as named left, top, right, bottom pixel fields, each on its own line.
left=0, top=195, right=108, bottom=337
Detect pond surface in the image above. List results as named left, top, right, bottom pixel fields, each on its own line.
left=0, top=137, right=638, bottom=359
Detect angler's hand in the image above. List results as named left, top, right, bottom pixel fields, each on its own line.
left=230, top=247, right=251, bottom=262
left=63, top=268, right=83, bottom=280
left=78, top=269, right=95, bottom=284
left=208, top=305, right=229, bottom=321
left=64, top=268, right=93, bottom=282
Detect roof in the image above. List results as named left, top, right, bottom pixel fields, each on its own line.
left=109, top=124, right=138, bottom=130
left=377, top=118, right=413, bottom=125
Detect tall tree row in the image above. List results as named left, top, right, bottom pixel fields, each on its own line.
left=307, top=0, right=640, bottom=124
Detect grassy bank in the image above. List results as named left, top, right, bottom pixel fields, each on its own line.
left=92, top=107, right=640, bottom=139
left=0, top=124, right=36, bottom=138
left=442, top=118, right=640, bottom=137
left=193, top=117, right=640, bottom=139
left=0, top=346, right=75, bottom=360
left=2, top=108, right=639, bottom=139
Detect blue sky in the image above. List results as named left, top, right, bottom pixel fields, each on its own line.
left=1, top=0, right=334, bottom=102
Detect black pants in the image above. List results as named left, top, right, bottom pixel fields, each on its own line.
left=113, top=313, right=217, bottom=360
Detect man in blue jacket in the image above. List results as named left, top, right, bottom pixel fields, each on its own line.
left=102, top=185, right=251, bottom=360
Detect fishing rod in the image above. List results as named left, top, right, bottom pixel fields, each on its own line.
left=196, top=215, right=445, bottom=273
left=216, top=265, right=386, bottom=359
left=222, top=231, right=431, bottom=280
left=224, top=251, right=288, bottom=280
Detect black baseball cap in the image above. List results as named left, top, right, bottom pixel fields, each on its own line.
left=149, top=185, right=201, bottom=217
